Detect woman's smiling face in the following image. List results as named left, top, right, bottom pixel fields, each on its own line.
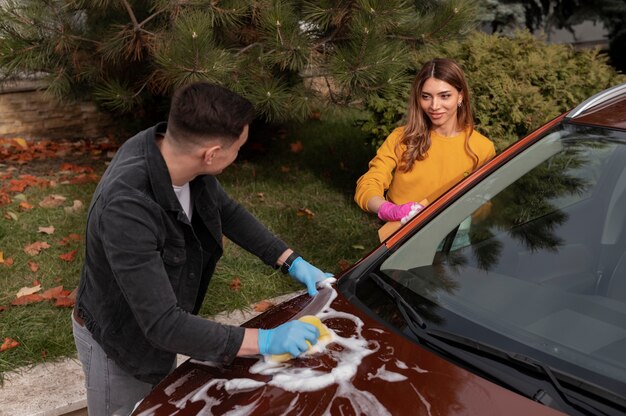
left=419, top=77, right=463, bottom=135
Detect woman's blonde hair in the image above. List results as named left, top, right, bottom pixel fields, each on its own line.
left=398, top=58, right=478, bottom=172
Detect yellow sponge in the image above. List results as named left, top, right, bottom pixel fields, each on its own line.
left=270, top=315, right=331, bottom=362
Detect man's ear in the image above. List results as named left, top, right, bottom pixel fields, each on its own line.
left=202, top=145, right=221, bottom=165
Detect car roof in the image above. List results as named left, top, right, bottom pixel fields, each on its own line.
left=566, top=82, right=626, bottom=130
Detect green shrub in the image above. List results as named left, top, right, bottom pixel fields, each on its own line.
left=360, top=30, right=626, bottom=152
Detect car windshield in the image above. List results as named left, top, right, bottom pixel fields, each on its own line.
left=376, top=123, right=626, bottom=400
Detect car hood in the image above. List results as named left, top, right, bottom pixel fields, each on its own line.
left=132, top=282, right=565, bottom=416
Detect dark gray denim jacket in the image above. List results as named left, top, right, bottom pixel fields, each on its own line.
left=75, top=123, right=288, bottom=383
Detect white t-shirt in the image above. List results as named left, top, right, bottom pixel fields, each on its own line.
left=172, top=182, right=192, bottom=221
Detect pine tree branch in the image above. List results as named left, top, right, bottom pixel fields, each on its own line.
left=138, top=8, right=166, bottom=28
left=121, top=0, right=139, bottom=29
left=423, top=8, right=460, bottom=40
left=324, top=76, right=338, bottom=104
left=236, top=42, right=262, bottom=56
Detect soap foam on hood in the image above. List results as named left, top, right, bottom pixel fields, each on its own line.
left=158, top=279, right=409, bottom=415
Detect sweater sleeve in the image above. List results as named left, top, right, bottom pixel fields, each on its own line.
left=354, top=128, right=404, bottom=212
left=472, top=130, right=496, bottom=168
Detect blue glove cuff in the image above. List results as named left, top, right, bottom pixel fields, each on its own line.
left=258, top=329, right=270, bottom=355
left=287, top=256, right=304, bottom=276
left=281, top=252, right=301, bottom=274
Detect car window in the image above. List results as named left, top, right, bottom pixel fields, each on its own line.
left=380, top=124, right=626, bottom=397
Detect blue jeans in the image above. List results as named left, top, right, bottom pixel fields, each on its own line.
left=72, top=313, right=167, bottom=416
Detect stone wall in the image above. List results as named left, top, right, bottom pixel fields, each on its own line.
left=0, top=80, right=115, bottom=139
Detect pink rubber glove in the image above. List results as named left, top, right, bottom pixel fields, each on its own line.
left=377, top=201, right=423, bottom=223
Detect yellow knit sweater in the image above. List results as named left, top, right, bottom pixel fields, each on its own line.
left=355, top=127, right=496, bottom=212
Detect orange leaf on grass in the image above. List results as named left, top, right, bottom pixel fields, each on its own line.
left=0, top=305, right=8, bottom=312
left=59, top=233, right=81, bottom=246
left=228, top=277, right=242, bottom=291
left=59, top=163, right=94, bottom=174
left=297, top=207, right=315, bottom=219
left=54, top=287, right=77, bottom=308
left=8, top=175, right=48, bottom=192
left=12, top=138, right=28, bottom=149
left=253, top=300, right=275, bottom=312
left=0, top=251, right=3, bottom=264
left=1, top=337, right=20, bottom=352
left=59, top=249, right=78, bottom=262
left=11, top=294, right=44, bottom=306
left=40, top=286, right=64, bottom=300
left=18, top=201, right=33, bottom=211
left=54, top=296, right=75, bottom=308
left=338, top=259, right=351, bottom=272
left=39, top=194, right=66, bottom=208
left=68, top=173, right=100, bottom=185
left=4, top=257, right=14, bottom=267
left=24, top=241, right=51, bottom=255
left=28, top=261, right=39, bottom=272
left=289, top=141, right=303, bottom=154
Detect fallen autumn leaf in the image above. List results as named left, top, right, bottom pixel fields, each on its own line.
left=59, top=249, right=78, bottom=262
left=38, top=225, right=55, bottom=234
left=18, top=201, right=34, bottom=211
left=16, top=284, right=41, bottom=298
left=64, top=200, right=84, bottom=214
left=23, top=241, right=51, bottom=256
left=253, top=300, right=275, bottom=312
left=228, top=276, right=242, bottom=291
left=27, top=261, right=39, bottom=273
left=0, top=337, right=20, bottom=352
left=297, top=207, right=315, bottom=218
left=11, top=293, right=45, bottom=306
left=58, top=233, right=82, bottom=246
left=289, top=141, right=304, bottom=154
left=39, top=194, right=67, bottom=208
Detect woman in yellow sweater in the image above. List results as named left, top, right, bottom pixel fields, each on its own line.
left=355, top=58, right=495, bottom=223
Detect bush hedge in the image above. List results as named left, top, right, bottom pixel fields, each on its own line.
left=360, top=30, right=626, bottom=152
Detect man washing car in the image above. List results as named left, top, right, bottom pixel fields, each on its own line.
left=72, top=82, right=332, bottom=416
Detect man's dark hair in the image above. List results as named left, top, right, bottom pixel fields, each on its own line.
left=167, top=83, right=255, bottom=147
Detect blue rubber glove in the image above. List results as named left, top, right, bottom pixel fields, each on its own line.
left=258, top=320, right=320, bottom=357
left=288, top=257, right=334, bottom=296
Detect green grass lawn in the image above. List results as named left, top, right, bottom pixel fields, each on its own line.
left=0, top=113, right=381, bottom=379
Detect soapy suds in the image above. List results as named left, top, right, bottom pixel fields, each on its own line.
left=163, top=371, right=195, bottom=396
left=155, top=279, right=410, bottom=415
left=222, top=399, right=264, bottom=416
left=133, top=404, right=161, bottom=416
left=412, top=364, right=429, bottom=374
left=171, top=379, right=222, bottom=413
left=366, top=364, right=408, bottom=382
left=411, top=382, right=433, bottom=416
left=379, top=345, right=396, bottom=362
left=224, top=378, right=266, bottom=393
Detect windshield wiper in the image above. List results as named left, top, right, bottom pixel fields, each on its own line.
left=368, top=272, right=425, bottom=329
left=426, top=330, right=611, bottom=416
left=367, top=272, right=615, bottom=416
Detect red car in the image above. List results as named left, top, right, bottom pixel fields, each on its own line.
left=133, top=83, right=626, bottom=416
